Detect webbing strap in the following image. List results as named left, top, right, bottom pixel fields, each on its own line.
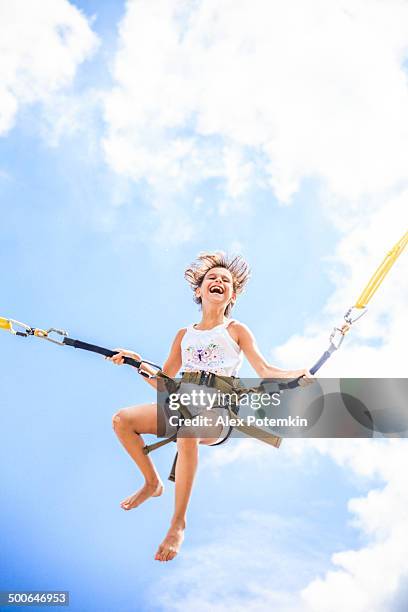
left=168, top=453, right=178, bottom=482
left=166, top=407, right=281, bottom=483
left=308, top=345, right=336, bottom=375
left=0, top=317, right=12, bottom=331
left=143, top=433, right=177, bottom=455
left=62, top=337, right=161, bottom=372
left=62, top=337, right=141, bottom=367
left=181, top=370, right=301, bottom=394
left=355, top=231, right=408, bottom=308
left=225, top=406, right=282, bottom=448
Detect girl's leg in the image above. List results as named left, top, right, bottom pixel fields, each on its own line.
left=155, top=435, right=199, bottom=562
left=155, top=416, right=222, bottom=562
left=112, top=402, right=164, bottom=510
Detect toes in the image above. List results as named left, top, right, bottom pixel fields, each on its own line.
left=155, top=543, right=178, bottom=562
left=120, top=495, right=139, bottom=510
left=120, top=485, right=162, bottom=511
left=164, top=546, right=177, bottom=562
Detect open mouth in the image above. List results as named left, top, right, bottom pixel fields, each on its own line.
left=209, top=285, right=224, bottom=295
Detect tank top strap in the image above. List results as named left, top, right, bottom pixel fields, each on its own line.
left=222, top=318, right=236, bottom=328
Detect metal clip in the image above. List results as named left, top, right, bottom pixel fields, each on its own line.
left=4, top=318, right=34, bottom=337
left=138, top=360, right=161, bottom=379
left=329, top=325, right=350, bottom=349
left=3, top=319, right=68, bottom=344
left=33, top=327, right=68, bottom=345
left=344, top=306, right=367, bottom=324
left=199, top=370, right=214, bottom=387
left=329, top=306, right=367, bottom=349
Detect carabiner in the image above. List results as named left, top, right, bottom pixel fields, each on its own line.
left=34, top=327, right=68, bottom=345
left=344, top=306, right=367, bottom=325
left=329, top=323, right=351, bottom=349
left=1, top=318, right=34, bottom=337
left=0, top=317, right=68, bottom=344
left=138, top=360, right=161, bottom=378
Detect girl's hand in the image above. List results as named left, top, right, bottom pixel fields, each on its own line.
left=104, top=348, right=142, bottom=365
left=293, top=368, right=315, bottom=387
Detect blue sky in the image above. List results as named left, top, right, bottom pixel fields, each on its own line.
left=1, top=1, right=407, bottom=611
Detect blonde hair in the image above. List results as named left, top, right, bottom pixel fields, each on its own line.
left=184, top=251, right=251, bottom=317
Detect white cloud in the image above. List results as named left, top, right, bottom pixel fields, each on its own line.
left=300, top=439, right=408, bottom=612
left=103, top=0, right=408, bottom=211
left=272, top=194, right=407, bottom=377
left=38, top=89, right=103, bottom=148
left=264, top=202, right=406, bottom=611
left=167, top=438, right=408, bottom=612
left=154, top=507, right=320, bottom=612
left=0, top=0, right=99, bottom=135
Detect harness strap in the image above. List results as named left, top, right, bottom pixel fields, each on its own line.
left=143, top=433, right=177, bottom=455
left=62, top=337, right=161, bottom=374
left=166, top=405, right=281, bottom=482
left=145, top=370, right=283, bottom=481
left=225, top=405, right=282, bottom=448
left=168, top=453, right=178, bottom=482
left=182, top=369, right=306, bottom=393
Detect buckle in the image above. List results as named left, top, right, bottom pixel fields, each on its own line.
left=199, top=371, right=214, bottom=387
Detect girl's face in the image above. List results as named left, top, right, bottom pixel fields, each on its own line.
left=196, top=267, right=236, bottom=310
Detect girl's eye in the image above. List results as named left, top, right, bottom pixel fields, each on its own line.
left=206, top=273, right=231, bottom=282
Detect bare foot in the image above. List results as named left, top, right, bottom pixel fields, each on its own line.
left=120, top=480, right=163, bottom=511
left=155, top=522, right=185, bottom=562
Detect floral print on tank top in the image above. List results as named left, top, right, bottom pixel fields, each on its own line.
left=183, top=342, right=225, bottom=374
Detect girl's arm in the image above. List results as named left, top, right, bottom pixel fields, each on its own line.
left=232, top=322, right=313, bottom=382
left=161, top=328, right=186, bottom=377
left=107, top=328, right=186, bottom=389
left=144, top=328, right=186, bottom=389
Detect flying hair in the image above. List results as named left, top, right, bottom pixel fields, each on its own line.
left=184, top=251, right=251, bottom=316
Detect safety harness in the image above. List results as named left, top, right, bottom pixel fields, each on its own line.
left=144, top=369, right=284, bottom=481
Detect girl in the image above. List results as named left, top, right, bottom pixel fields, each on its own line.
left=108, top=252, right=312, bottom=562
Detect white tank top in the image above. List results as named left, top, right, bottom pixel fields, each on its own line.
left=181, top=320, right=243, bottom=377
